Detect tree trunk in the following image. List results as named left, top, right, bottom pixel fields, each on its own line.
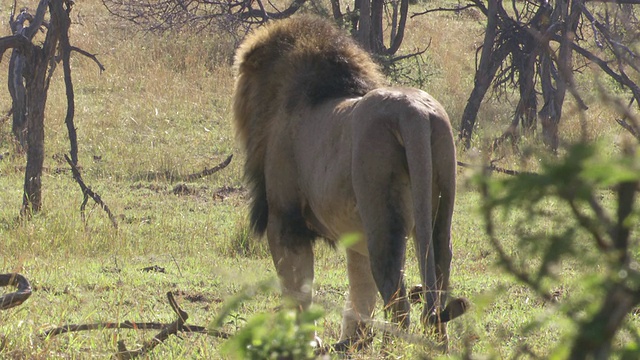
left=459, top=0, right=501, bottom=149
left=356, top=0, right=372, bottom=51
left=370, top=0, right=384, bottom=54
left=517, top=45, right=538, bottom=134
left=539, top=0, right=582, bottom=153
left=386, top=0, right=408, bottom=56
left=8, top=51, right=27, bottom=147
left=20, top=0, right=63, bottom=215
left=21, top=53, right=48, bottom=215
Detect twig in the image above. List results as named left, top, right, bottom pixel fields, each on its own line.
left=181, top=154, right=233, bottom=182
left=0, top=273, right=32, bottom=310
left=170, top=254, right=184, bottom=277
left=64, top=154, right=118, bottom=229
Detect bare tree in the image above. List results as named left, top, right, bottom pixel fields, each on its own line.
left=102, top=0, right=412, bottom=57
left=421, top=0, right=640, bottom=152
left=330, top=0, right=410, bottom=56
left=1, top=0, right=102, bottom=215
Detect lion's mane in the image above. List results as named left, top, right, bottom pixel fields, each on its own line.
left=233, top=15, right=385, bottom=235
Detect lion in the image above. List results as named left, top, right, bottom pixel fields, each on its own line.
left=232, top=15, right=468, bottom=350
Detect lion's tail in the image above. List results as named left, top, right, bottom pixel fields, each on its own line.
left=399, top=113, right=437, bottom=314
left=399, top=104, right=457, bottom=320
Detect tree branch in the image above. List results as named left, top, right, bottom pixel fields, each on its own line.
left=54, top=0, right=78, bottom=166
left=181, top=154, right=233, bottom=182
left=412, top=3, right=478, bottom=18
left=616, top=118, right=640, bottom=140
left=115, top=292, right=227, bottom=359
left=24, top=0, right=49, bottom=40
left=64, top=154, right=118, bottom=229
left=41, top=292, right=231, bottom=359
left=70, top=46, right=105, bottom=73
left=0, top=35, right=33, bottom=61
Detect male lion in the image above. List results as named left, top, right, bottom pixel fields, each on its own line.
left=232, top=15, right=467, bottom=349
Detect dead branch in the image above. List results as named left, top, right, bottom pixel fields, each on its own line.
left=0, top=273, right=32, bottom=310
left=491, top=123, right=519, bottom=152
left=617, top=118, right=640, bottom=140
left=141, top=265, right=165, bottom=273
left=43, top=321, right=196, bottom=336
left=181, top=154, right=233, bottom=182
left=64, top=154, right=118, bottom=229
left=70, top=46, right=105, bottom=73
left=115, top=292, right=188, bottom=359
left=457, top=160, right=525, bottom=176
left=102, top=0, right=306, bottom=33
left=412, top=3, right=479, bottom=18
left=42, top=320, right=222, bottom=338
left=387, top=42, right=429, bottom=63
left=57, top=1, right=78, bottom=166
left=42, top=292, right=231, bottom=359
left=41, top=292, right=231, bottom=359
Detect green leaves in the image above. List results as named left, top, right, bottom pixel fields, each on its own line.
left=220, top=305, right=323, bottom=360
left=477, top=141, right=640, bottom=358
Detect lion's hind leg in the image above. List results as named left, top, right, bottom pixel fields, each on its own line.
left=352, top=131, right=413, bottom=334
left=266, top=212, right=316, bottom=311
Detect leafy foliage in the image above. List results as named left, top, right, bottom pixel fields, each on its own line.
left=221, top=305, right=323, bottom=360
left=476, top=141, right=640, bottom=358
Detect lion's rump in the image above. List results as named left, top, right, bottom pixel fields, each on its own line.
left=233, top=15, right=385, bottom=236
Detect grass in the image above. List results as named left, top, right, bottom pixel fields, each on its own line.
left=0, top=0, right=638, bottom=358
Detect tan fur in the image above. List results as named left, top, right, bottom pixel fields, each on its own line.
left=233, top=15, right=465, bottom=348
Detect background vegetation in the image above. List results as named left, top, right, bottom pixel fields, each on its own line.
left=0, top=0, right=637, bottom=358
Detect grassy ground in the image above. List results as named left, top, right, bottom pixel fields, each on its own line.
left=0, top=0, right=637, bottom=358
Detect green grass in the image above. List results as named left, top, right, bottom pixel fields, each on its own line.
left=0, top=0, right=638, bottom=358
